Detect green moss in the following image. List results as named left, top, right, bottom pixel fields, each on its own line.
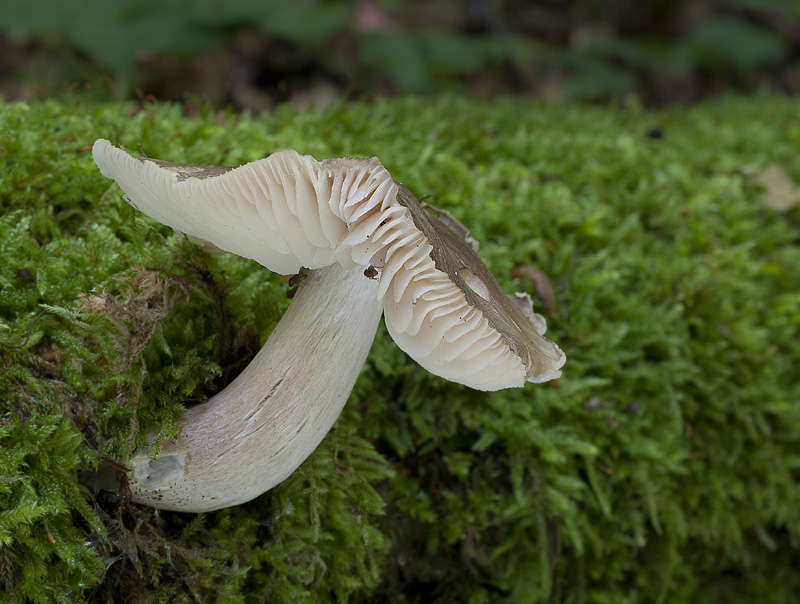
left=1, top=94, right=799, bottom=603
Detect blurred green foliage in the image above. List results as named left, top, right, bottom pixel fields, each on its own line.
left=1, top=92, right=800, bottom=602
left=2, top=0, right=347, bottom=88
left=1, top=0, right=796, bottom=102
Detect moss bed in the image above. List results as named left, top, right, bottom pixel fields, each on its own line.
left=1, top=94, right=799, bottom=603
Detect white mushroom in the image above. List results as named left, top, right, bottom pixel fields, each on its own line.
left=92, top=140, right=566, bottom=511
left=127, top=262, right=382, bottom=511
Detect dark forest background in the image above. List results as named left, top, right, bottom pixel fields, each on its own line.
left=1, top=0, right=798, bottom=110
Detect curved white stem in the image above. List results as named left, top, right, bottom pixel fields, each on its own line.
left=128, top=264, right=382, bottom=512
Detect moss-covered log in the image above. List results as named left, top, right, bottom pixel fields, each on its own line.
left=1, top=95, right=799, bottom=603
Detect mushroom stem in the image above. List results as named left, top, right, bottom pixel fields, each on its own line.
left=128, top=263, right=382, bottom=512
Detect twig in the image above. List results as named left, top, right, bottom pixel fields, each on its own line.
left=0, top=311, right=48, bottom=349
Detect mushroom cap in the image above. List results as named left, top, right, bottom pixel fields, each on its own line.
left=93, top=140, right=565, bottom=390
left=380, top=186, right=565, bottom=390
left=93, top=140, right=343, bottom=274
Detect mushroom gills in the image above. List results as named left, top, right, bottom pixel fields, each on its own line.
left=94, top=139, right=565, bottom=394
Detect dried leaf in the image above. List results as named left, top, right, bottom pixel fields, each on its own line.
left=423, top=203, right=480, bottom=251
left=511, top=265, right=557, bottom=316
left=751, top=164, right=800, bottom=213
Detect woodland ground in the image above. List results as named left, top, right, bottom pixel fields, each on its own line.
left=0, top=93, right=799, bottom=603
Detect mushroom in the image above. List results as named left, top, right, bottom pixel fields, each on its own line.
left=93, top=140, right=565, bottom=512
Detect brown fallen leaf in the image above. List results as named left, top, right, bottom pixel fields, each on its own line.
left=511, top=265, right=557, bottom=316
left=750, top=164, right=800, bottom=213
